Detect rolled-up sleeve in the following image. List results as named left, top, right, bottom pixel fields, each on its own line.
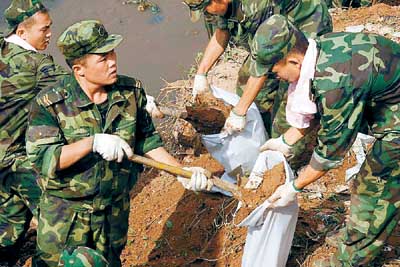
left=310, top=86, right=367, bottom=171
left=26, top=99, right=63, bottom=178
left=134, top=87, right=163, bottom=155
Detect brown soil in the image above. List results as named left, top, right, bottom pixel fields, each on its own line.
left=234, top=163, right=286, bottom=224
left=186, top=92, right=233, bottom=135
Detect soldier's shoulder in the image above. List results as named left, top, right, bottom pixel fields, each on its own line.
left=116, top=75, right=144, bottom=90
left=36, top=76, right=69, bottom=107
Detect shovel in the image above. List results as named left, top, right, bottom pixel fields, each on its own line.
left=128, top=154, right=242, bottom=199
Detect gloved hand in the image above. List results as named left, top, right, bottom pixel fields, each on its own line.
left=222, top=110, right=246, bottom=135
left=93, top=134, right=133, bottom=162
left=267, top=181, right=299, bottom=208
left=177, top=167, right=213, bottom=191
left=145, top=95, right=164, bottom=119
left=259, top=135, right=294, bottom=159
left=192, top=74, right=210, bottom=96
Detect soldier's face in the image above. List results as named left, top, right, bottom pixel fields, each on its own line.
left=272, top=55, right=302, bottom=84
left=79, top=51, right=118, bottom=86
left=19, top=12, right=52, bottom=51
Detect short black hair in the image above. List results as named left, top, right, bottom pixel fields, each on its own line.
left=289, top=29, right=309, bottom=55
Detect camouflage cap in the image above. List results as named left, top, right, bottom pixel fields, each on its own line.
left=182, top=0, right=211, bottom=22
left=57, top=20, right=123, bottom=61
left=3, top=0, right=46, bottom=36
left=58, top=246, right=109, bottom=267
left=249, top=14, right=299, bottom=77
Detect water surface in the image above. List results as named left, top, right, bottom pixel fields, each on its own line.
left=0, top=0, right=208, bottom=95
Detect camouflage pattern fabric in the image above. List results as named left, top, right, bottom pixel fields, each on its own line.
left=0, top=156, right=41, bottom=247
left=310, top=32, right=400, bottom=171
left=248, top=14, right=299, bottom=77
left=57, top=20, right=123, bottom=62
left=307, top=32, right=400, bottom=266
left=58, top=246, right=109, bottom=267
left=3, top=0, right=46, bottom=36
left=315, top=140, right=400, bottom=266
left=33, top=194, right=129, bottom=267
left=27, top=74, right=163, bottom=266
left=0, top=36, right=65, bottom=249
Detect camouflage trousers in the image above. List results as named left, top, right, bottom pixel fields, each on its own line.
left=236, top=56, right=317, bottom=170
left=324, top=140, right=400, bottom=266
left=32, top=194, right=130, bottom=267
left=0, top=156, right=41, bottom=248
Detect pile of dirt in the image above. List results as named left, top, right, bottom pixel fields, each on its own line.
left=332, top=3, right=400, bottom=42
left=186, top=92, right=232, bottom=135
left=234, top=163, right=286, bottom=224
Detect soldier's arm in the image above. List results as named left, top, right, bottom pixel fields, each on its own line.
left=26, top=99, right=64, bottom=178
left=27, top=98, right=94, bottom=175
left=291, top=86, right=367, bottom=190
left=197, top=28, right=230, bottom=74
left=310, top=87, right=366, bottom=171
left=145, top=147, right=182, bottom=167
left=57, top=137, right=93, bottom=170
left=233, top=75, right=267, bottom=115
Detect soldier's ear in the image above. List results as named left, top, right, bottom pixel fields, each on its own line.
left=72, top=64, right=85, bottom=77
left=15, top=27, right=27, bottom=40
left=287, top=55, right=302, bottom=70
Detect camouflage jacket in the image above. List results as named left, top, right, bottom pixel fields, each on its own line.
left=310, top=32, right=400, bottom=171
left=0, top=37, right=66, bottom=170
left=204, top=0, right=332, bottom=48
left=26, top=74, right=163, bottom=210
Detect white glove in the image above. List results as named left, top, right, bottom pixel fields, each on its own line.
left=92, top=134, right=133, bottom=162
left=177, top=167, right=213, bottom=191
left=192, top=74, right=210, bottom=96
left=222, top=110, right=246, bottom=135
left=268, top=181, right=299, bottom=208
left=259, top=135, right=294, bottom=159
left=145, top=95, right=164, bottom=119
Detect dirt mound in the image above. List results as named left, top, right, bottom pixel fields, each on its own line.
left=234, top=163, right=286, bottom=224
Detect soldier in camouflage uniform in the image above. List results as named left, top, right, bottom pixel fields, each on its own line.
left=251, top=15, right=400, bottom=266
left=26, top=20, right=212, bottom=267
left=183, top=0, right=332, bottom=169
left=0, top=0, right=66, bottom=262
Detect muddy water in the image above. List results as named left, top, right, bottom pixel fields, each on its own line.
left=0, top=0, right=208, bottom=95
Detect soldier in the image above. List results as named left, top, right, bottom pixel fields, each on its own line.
left=183, top=0, right=332, bottom=169
left=0, top=0, right=66, bottom=262
left=26, top=20, right=211, bottom=267
left=251, top=15, right=400, bottom=266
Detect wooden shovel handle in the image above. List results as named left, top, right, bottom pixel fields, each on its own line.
left=128, top=154, right=241, bottom=199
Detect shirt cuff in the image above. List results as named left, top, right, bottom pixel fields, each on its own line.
left=309, top=150, right=342, bottom=171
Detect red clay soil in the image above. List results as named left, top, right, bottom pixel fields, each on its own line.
left=185, top=92, right=232, bottom=135
left=234, top=163, right=286, bottom=224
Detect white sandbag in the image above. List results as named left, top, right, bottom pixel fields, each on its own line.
left=202, top=86, right=267, bottom=190
left=201, top=87, right=298, bottom=267
left=238, top=151, right=298, bottom=267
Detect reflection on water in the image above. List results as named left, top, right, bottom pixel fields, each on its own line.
left=0, top=0, right=208, bottom=95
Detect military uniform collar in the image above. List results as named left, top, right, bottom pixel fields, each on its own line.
left=66, top=74, right=127, bottom=108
